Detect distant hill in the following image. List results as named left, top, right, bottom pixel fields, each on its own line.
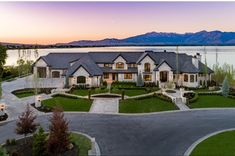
left=2, top=30, right=235, bottom=49
left=64, top=30, right=235, bottom=46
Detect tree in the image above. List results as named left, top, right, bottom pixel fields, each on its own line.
left=222, top=76, right=230, bottom=97
left=16, top=104, right=37, bottom=142
left=47, top=107, right=70, bottom=155
left=136, top=72, right=144, bottom=87
left=0, top=146, right=8, bottom=156
left=32, top=127, right=47, bottom=156
left=0, top=45, right=7, bottom=99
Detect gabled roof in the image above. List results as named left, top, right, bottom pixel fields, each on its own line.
left=136, top=51, right=156, bottom=64
left=66, top=55, right=103, bottom=76
left=154, top=59, right=173, bottom=71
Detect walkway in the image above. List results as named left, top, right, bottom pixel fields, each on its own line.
left=89, top=98, right=119, bottom=114
left=164, top=89, right=190, bottom=110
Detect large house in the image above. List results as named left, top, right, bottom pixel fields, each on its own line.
left=33, top=50, right=213, bottom=88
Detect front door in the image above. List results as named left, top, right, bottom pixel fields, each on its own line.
left=112, top=74, right=117, bottom=81
left=160, top=71, right=168, bottom=82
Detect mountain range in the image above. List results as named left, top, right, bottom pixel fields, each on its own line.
left=2, top=30, right=235, bottom=49
left=62, top=30, right=235, bottom=46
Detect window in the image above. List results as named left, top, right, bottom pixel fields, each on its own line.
left=144, top=75, right=152, bottom=81
left=52, top=71, right=60, bottom=78
left=77, top=76, right=86, bottom=84
left=104, top=73, right=109, bottom=79
left=144, top=63, right=151, bottom=72
left=124, top=73, right=132, bottom=79
left=37, top=67, right=47, bottom=78
left=104, top=64, right=110, bottom=67
left=160, top=71, right=168, bottom=82
left=116, top=62, right=124, bottom=69
left=184, top=74, right=188, bottom=82
left=128, top=64, right=137, bottom=68
left=190, top=75, right=194, bottom=82
left=196, top=75, right=198, bottom=82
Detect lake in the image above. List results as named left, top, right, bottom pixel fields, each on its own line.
left=6, top=46, right=235, bottom=68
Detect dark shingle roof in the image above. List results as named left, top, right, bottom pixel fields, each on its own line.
left=66, top=55, right=103, bottom=76
left=35, top=51, right=213, bottom=74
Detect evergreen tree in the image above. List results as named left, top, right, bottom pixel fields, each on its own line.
left=136, top=73, right=144, bottom=87
left=0, top=146, right=8, bottom=156
left=32, top=127, right=47, bottom=156
left=222, top=76, right=230, bottom=97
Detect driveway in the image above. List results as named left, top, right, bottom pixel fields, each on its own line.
left=1, top=75, right=63, bottom=120
left=1, top=109, right=235, bottom=155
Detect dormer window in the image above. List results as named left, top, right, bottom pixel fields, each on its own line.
left=144, top=63, right=151, bottom=72
left=116, top=62, right=124, bottom=69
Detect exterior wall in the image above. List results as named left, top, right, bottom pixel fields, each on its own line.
left=33, top=58, right=50, bottom=78
left=182, top=73, right=199, bottom=88
left=138, top=55, right=155, bottom=82
left=157, top=62, right=173, bottom=81
left=117, top=73, right=137, bottom=82
left=112, top=56, right=128, bottom=70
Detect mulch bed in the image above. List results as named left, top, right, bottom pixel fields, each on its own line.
left=4, top=137, right=79, bottom=156
left=0, top=113, right=8, bottom=121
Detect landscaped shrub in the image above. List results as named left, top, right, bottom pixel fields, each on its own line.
left=144, top=82, right=156, bottom=87
left=32, top=127, right=47, bottom=156
left=222, top=76, right=230, bottom=97
left=0, top=146, right=8, bottom=156
left=103, top=81, right=107, bottom=86
left=155, top=93, right=172, bottom=102
left=0, top=113, right=8, bottom=121
left=188, top=93, right=199, bottom=103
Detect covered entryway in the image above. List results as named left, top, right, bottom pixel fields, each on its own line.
left=160, top=71, right=168, bottom=82
left=37, top=67, right=47, bottom=78
left=77, top=76, right=86, bottom=84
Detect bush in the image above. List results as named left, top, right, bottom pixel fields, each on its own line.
left=155, top=93, right=172, bottom=102
left=0, top=146, right=8, bottom=156
left=188, top=93, right=199, bottom=103
left=103, top=81, right=107, bottom=86
left=32, top=127, right=47, bottom=156
left=144, top=82, right=156, bottom=87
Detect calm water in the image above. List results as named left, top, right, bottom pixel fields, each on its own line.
left=6, top=46, right=235, bottom=68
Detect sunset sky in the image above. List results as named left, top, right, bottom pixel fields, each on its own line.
left=0, top=2, right=235, bottom=44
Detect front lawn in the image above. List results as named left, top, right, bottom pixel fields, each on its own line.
left=70, top=133, right=92, bottom=156
left=111, top=88, right=147, bottom=96
left=71, top=88, right=109, bottom=96
left=119, top=96, right=178, bottom=113
left=14, top=90, right=35, bottom=98
left=191, top=130, right=235, bottom=156
left=42, top=95, right=92, bottom=111
left=188, top=95, right=235, bottom=108
left=13, top=88, right=54, bottom=98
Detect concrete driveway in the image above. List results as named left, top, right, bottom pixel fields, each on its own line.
left=1, top=109, right=235, bottom=155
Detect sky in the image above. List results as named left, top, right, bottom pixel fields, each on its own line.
left=0, top=2, right=235, bottom=44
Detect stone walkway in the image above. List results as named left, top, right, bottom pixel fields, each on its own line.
left=89, top=98, right=119, bottom=114
left=164, top=90, right=190, bottom=111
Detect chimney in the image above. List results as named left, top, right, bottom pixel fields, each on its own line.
left=192, top=53, right=201, bottom=69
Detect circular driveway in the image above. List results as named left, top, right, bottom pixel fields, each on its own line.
left=1, top=109, right=235, bottom=155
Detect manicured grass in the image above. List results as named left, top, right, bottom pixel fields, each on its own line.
left=119, top=96, right=178, bottom=113
left=42, top=96, right=92, bottom=111
left=13, top=90, right=35, bottom=98
left=189, top=95, right=235, bottom=108
left=71, top=88, right=109, bottom=96
left=70, top=133, right=92, bottom=156
left=111, top=89, right=147, bottom=96
left=191, top=130, right=235, bottom=156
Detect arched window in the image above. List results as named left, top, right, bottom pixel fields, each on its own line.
left=116, top=62, right=124, bottom=69
left=52, top=71, right=60, bottom=78
left=77, top=76, right=86, bottom=84
left=144, top=63, right=151, bottom=72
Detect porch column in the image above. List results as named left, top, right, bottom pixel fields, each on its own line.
left=46, top=67, right=50, bottom=78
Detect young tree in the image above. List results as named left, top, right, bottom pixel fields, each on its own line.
left=47, top=107, right=70, bottom=155
left=136, top=72, right=144, bottom=87
left=15, top=104, right=37, bottom=142
left=32, top=127, right=47, bottom=156
left=222, top=76, right=230, bottom=97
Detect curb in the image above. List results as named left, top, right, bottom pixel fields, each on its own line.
left=1, top=131, right=101, bottom=156
left=71, top=131, right=101, bottom=156
left=184, top=128, right=235, bottom=156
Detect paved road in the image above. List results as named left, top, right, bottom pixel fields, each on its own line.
left=1, top=109, right=235, bottom=155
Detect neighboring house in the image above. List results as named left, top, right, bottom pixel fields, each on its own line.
left=32, top=50, right=213, bottom=88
